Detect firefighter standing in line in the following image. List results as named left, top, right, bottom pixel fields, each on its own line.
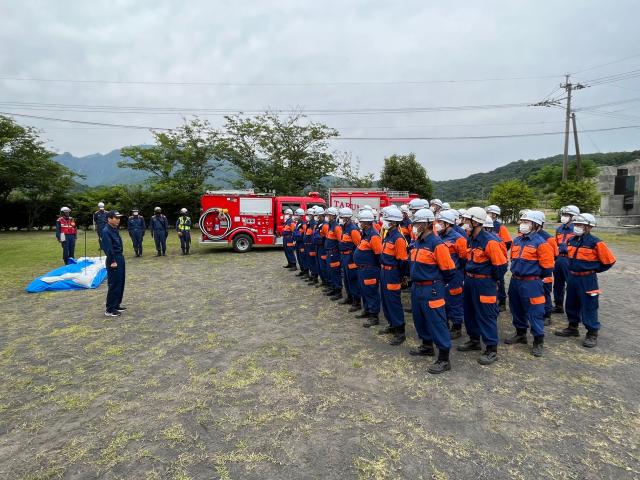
left=554, top=214, right=616, bottom=348
left=435, top=209, right=468, bottom=339
left=553, top=205, right=580, bottom=313
left=353, top=209, right=383, bottom=327
left=450, top=210, right=469, bottom=240
left=313, top=206, right=330, bottom=289
left=408, top=208, right=457, bottom=374
left=102, top=211, right=126, bottom=317
left=504, top=210, right=555, bottom=357
left=338, top=207, right=362, bottom=310
left=535, top=212, right=559, bottom=325
left=282, top=208, right=297, bottom=269
left=303, top=208, right=318, bottom=283
left=150, top=207, right=169, bottom=256
left=127, top=208, right=145, bottom=257
left=176, top=208, right=192, bottom=255
left=56, top=206, right=77, bottom=265
left=399, top=204, right=412, bottom=243
left=458, top=207, right=508, bottom=365
left=378, top=207, right=409, bottom=345
left=485, top=205, right=512, bottom=311
left=293, top=208, right=307, bottom=276
left=93, top=201, right=108, bottom=250
left=324, top=207, right=343, bottom=300
left=430, top=198, right=444, bottom=215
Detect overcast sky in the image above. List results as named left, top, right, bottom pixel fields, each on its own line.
left=1, top=0, right=639, bottom=180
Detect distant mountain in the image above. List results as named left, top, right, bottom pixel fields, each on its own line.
left=54, top=148, right=243, bottom=188
left=431, top=150, right=640, bottom=201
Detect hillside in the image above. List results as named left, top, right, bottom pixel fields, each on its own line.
left=431, top=150, right=640, bottom=201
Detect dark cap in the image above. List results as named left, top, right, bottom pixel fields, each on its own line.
left=106, top=210, right=123, bottom=218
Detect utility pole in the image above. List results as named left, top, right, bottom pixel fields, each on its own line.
left=571, top=112, right=582, bottom=179
left=560, top=74, right=586, bottom=181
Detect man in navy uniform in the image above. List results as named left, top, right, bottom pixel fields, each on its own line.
left=150, top=206, right=169, bottom=256
left=127, top=207, right=146, bottom=257
left=176, top=208, right=192, bottom=255
left=93, top=202, right=108, bottom=250
left=101, top=211, right=126, bottom=317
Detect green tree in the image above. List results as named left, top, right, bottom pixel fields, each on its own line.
left=530, top=159, right=599, bottom=194
left=220, top=112, right=339, bottom=195
left=328, top=151, right=374, bottom=190
left=488, top=179, right=536, bottom=223
left=378, top=153, right=432, bottom=198
left=550, top=179, right=601, bottom=213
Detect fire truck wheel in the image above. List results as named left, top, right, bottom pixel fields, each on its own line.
left=232, top=234, right=253, bottom=253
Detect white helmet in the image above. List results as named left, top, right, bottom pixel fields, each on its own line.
left=360, top=204, right=373, bottom=211
left=520, top=210, right=545, bottom=226
left=383, top=207, right=403, bottom=222
left=573, top=213, right=596, bottom=227
left=437, top=210, right=458, bottom=225
left=357, top=209, right=375, bottom=222
left=483, top=215, right=495, bottom=228
left=180, top=208, right=188, bottom=214
left=60, top=206, right=71, bottom=213
left=430, top=198, right=443, bottom=208
left=154, top=206, right=161, bottom=212
left=399, top=204, right=410, bottom=214
left=294, top=208, right=305, bottom=216
left=98, top=202, right=105, bottom=208
left=485, top=205, right=501, bottom=215
left=338, top=207, right=353, bottom=218
left=409, top=198, right=429, bottom=210
left=412, top=208, right=435, bottom=223
left=463, top=207, right=488, bottom=224
left=442, top=202, right=450, bottom=210
left=314, top=206, right=325, bottom=215
left=458, top=208, right=467, bottom=217
left=325, top=207, right=339, bottom=217
left=371, top=208, right=378, bottom=218
left=284, top=208, right=293, bottom=215
left=561, top=205, right=581, bottom=216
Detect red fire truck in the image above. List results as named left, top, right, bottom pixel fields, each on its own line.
left=198, top=190, right=326, bottom=252
left=328, top=188, right=419, bottom=213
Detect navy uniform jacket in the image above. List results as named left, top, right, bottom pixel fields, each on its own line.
left=150, top=214, right=169, bottom=236
left=94, top=210, right=108, bottom=234
left=101, top=224, right=124, bottom=265
left=127, top=215, right=146, bottom=234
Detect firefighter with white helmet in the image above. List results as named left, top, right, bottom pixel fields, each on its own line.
left=324, top=207, right=344, bottom=299
left=293, top=208, right=307, bottom=274
left=442, top=202, right=450, bottom=210
left=353, top=208, right=383, bottom=325
left=56, top=206, right=77, bottom=265
left=430, top=198, right=444, bottom=214
left=458, top=207, right=508, bottom=365
left=127, top=207, right=146, bottom=257
left=532, top=210, right=559, bottom=325
left=377, top=206, right=409, bottom=345
left=504, top=210, right=555, bottom=357
left=485, top=204, right=512, bottom=311
left=399, top=204, right=412, bottom=242
left=176, top=208, right=192, bottom=255
left=312, top=206, right=330, bottom=287
left=338, top=207, right=362, bottom=309
left=281, top=208, right=297, bottom=269
left=553, top=205, right=581, bottom=313
left=93, top=201, right=108, bottom=250
left=303, top=207, right=319, bottom=283
left=408, top=208, right=456, bottom=374
left=554, top=213, right=616, bottom=348
left=150, top=207, right=169, bottom=256
left=435, top=210, right=468, bottom=339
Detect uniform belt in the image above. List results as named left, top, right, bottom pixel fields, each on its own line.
left=466, top=273, right=491, bottom=279
left=512, top=275, right=540, bottom=281
left=570, top=270, right=596, bottom=276
left=559, top=253, right=568, bottom=257
left=381, top=265, right=397, bottom=270
left=340, top=250, right=352, bottom=254
left=414, top=280, right=435, bottom=286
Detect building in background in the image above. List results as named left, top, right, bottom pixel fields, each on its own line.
left=598, top=160, right=640, bottom=233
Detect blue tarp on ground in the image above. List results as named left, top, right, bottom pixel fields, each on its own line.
left=26, top=257, right=107, bottom=293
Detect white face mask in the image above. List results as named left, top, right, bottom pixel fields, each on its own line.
left=412, top=226, right=420, bottom=237
left=462, top=222, right=471, bottom=231
left=435, top=222, right=444, bottom=233
left=305, top=215, right=311, bottom=221
left=561, top=215, right=571, bottom=225
left=284, top=214, right=291, bottom=220
left=573, top=225, right=585, bottom=236
left=313, top=216, right=319, bottom=221
left=382, top=220, right=390, bottom=229
left=338, top=218, right=345, bottom=225
left=519, top=223, right=532, bottom=235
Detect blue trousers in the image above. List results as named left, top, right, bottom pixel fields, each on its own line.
left=153, top=233, right=167, bottom=254
left=341, top=253, right=360, bottom=300
left=326, top=249, right=342, bottom=290
left=508, top=278, right=545, bottom=337
left=412, top=282, right=450, bottom=349
left=179, top=231, right=191, bottom=253
left=61, top=235, right=76, bottom=265
left=307, top=245, right=319, bottom=277
left=497, top=276, right=507, bottom=304
left=129, top=231, right=144, bottom=255
left=106, top=253, right=126, bottom=313
left=296, top=242, right=307, bottom=272
left=358, top=266, right=380, bottom=314
left=445, top=270, right=465, bottom=327
left=553, top=255, right=570, bottom=306
left=543, top=279, right=552, bottom=317
left=318, top=249, right=329, bottom=283
left=566, top=273, right=601, bottom=331
left=284, top=239, right=297, bottom=265
left=463, top=277, right=499, bottom=346
left=381, top=267, right=404, bottom=327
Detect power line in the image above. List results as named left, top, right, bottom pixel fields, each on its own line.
left=572, top=52, right=640, bottom=74
left=0, top=111, right=170, bottom=130
left=582, top=68, right=640, bottom=86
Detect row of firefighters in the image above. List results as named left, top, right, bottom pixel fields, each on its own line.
left=281, top=199, right=616, bottom=374
left=55, top=203, right=194, bottom=263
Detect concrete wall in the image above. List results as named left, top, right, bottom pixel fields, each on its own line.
left=598, top=160, right=640, bottom=216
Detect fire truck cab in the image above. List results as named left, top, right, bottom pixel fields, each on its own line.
left=328, top=188, right=419, bottom=213
left=199, top=190, right=326, bottom=252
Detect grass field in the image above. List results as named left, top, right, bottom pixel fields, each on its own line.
left=0, top=230, right=639, bottom=479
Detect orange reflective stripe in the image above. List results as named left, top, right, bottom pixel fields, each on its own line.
left=363, top=278, right=377, bottom=286
left=358, top=239, right=371, bottom=251
left=309, top=252, right=317, bottom=257
left=455, top=237, right=468, bottom=260
left=395, top=237, right=409, bottom=260
left=486, top=240, right=508, bottom=266
left=530, top=296, right=545, bottom=305
left=320, top=255, right=327, bottom=260
left=510, top=245, right=521, bottom=259
left=542, top=276, right=553, bottom=284
left=586, top=289, right=602, bottom=296
left=538, top=242, right=555, bottom=269
left=570, top=246, right=599, bottom=262
left=300, top=248, right=305, bottom=253
left=382, top=242, right=396, bottom=256
left=479, top=295, right=496, bottom=304
left=435, top=243, right=455, bottom=270
left=595, top=241, right=617, bottom=265
left=351, top=229, right=362, bottom=246
left=286, top=242, right=295, bottom=247
left=413, top=248, right=436, bottom=265
left=449, top=286, right=463, bottom=295
left=348, top=263, right=358, bottom=269
left=386, top=283, right=401, bottom=291
left=330, top=261, right=341, bottom=267
left=369, top=235, right=383, bottom=254
left=428, top=298, right=446, bottom=309
left=342, top=234, right=352, bottom=242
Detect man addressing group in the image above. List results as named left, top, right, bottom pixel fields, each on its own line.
left=101, top=211, right=127, bottom=317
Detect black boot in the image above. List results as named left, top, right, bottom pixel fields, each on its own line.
left=355, top=310, right=370, bottom=319
left=428, top=349, right=451, bottom=374
left=348, top=299, right=361, bottom=313
left=362, top=314, right=379, bottom=328
left=410, top=340, right=434, bottom=356
left=553, top=304, right=564, bottom=314
left=340, top=295, right=353, bottom=305
left=504, top=328, right=528, bottom=345
left=378, top=325, right=393, bottom=335
left=296, top=271, right=307, bottom=277
left=326, top=288, right=338, bottom=297
left=156, top=251, right=161, bottom=256
left=330, top=290, right=343, bottom=301
left=499, top=301, right=507, bottom=312
left=532, top=337, right=544, bottom=357
left=582, top=331, right=598, bottom=348
left=554, top=324, right=580, bottom=337
left=478, top=345, right=498, bottom=365
left=457, top=339, right=481, bottom=352
left=449, top=325, right=462, bottom=340
left=389, top=325, right=406, bottom=345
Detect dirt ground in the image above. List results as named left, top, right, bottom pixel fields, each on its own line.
left=0, top=234, right=639, bottom=479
